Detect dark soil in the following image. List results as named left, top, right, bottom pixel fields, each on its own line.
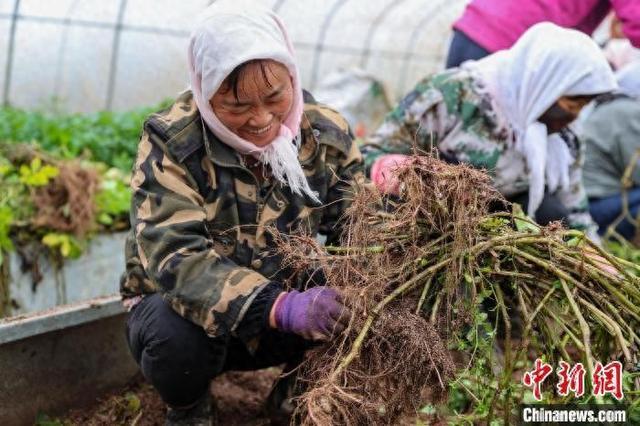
left=63, top=368, right=282, bottom=425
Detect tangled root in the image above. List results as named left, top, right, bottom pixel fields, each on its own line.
left=32, top=163, right=98, bottom=236
left=295, top=307, right=455, bottom=425
left=273, top=155, right=640, bottom=425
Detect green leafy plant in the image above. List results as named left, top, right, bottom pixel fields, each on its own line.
left=95, top=168, right=132, bottom=226
left=0, top=98, right=156, bottom=263
left=0, top=206, right=14, bottom=266
left=42, top=232, right=83, bottom=259
left=34, top=413, right=66, bottom=426
left=0, top=101, right=169, bottom=171
left=0, top=145, right=133, bottom=265
left=18, top=157, right=59, bottom=187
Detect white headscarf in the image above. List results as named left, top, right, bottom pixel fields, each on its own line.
left=462, top=23, right=617, bottom=217
left=188, top=1, right=319, bottom=203
left=616, top=60, right=640, bottom=97
left=604, top=38, right=640, bottom=71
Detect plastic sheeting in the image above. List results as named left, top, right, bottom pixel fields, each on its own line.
left=314, top=68, right=393, bottom=138
left=0, top=0, right=468, bottom=112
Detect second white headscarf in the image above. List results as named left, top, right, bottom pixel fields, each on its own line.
left=616, top=60, right=640, bottom=97
left=462, top=23, right=617, bottom=217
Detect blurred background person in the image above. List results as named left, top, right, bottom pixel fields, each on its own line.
left=446, top=0, right=640, bottom=68
left=604, top=15, right=640, bottom=70
left=363, top=24, right=617, bottom=239
left=581, top=60, right=640, bottom=240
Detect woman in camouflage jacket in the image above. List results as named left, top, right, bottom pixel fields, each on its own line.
left=363, top=23, right=617, bottom=240
left=120, top=3, right=362, bottom=424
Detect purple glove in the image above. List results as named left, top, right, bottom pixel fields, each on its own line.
left=273, top=287, right=349, bottom=341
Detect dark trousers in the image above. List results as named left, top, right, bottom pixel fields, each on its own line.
left=589, top=188, right=640, bottom=240
left=438, top=151, right=570, bottom=226
left=445, top=30, right=491, bottom=69
left=125, top=293, right=309, bottom=407
left=507, top=192, right=570, bottom=226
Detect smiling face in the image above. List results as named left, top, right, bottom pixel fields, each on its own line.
left=210, top=59, right=294, bottom=147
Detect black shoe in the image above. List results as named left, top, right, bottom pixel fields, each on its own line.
left=265, top=367, right=301, bottom=426
left=165, top=394, right=217, bottom=426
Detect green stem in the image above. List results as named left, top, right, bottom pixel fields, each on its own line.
left=415, top=276, right=433, bottom=315
left=325, top=245, right=385, bottom=254
left=558, top=278, right=596, bottom=397
left=513, top=285, right=557, bottom=366
left=493, top=285, right=513, bottom=424
left=578, top=298, right=632, bottom=363
left=497, top=245, right=640, bottom=318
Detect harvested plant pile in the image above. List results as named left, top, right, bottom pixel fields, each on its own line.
left=0, top=143, right=131, bottom=266
left=3, top=144, right=99, bottom=237
left=32, top=162, right=99, bottom=236
left=278, top=156, right=640, bottom=425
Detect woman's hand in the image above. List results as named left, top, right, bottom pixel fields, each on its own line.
left=269, top=287, right=350, bottom=341
left=370, top=154, right=410, bottom=195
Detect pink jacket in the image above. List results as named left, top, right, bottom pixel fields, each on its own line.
left=454, top=0, right=640, bottom=52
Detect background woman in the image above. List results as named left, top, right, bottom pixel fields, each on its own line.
left=363, top=23, right=617, bottom=240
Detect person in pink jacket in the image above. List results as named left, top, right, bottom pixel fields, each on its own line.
left=446, top=0, right=640, bottom=68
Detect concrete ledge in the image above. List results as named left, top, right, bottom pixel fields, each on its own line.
left=0, top=296, right=138, bottom=426
left=6, top=232, right=127, bottom=316
left=0, top=294, right=125, bottom=344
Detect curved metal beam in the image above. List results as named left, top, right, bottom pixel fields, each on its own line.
left=105, top=0, right=128, bottom=110
left=309, top=0, right=349, bottom=90
left=53, top=0, right=82, bottom=100
left=359, top=0, right=409, bottom=69
left=272, top=0, right=287, bottom=14
left=3, top=0, right=21, bottom=106
left=395, top=0, right=448, bottom=95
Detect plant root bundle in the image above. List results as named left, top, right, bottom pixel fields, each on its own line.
left=1, top=143, right=99, bottom=237
left=276, top=156, right=640, bottom=425
left=32, top=163, right=98, bottom=236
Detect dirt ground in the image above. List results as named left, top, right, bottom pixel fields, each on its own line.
left=60, top=367, right=436, bottom=425
left=63, top=368, right=282, bottom=426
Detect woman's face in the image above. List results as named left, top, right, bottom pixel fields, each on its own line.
left=211, top=60, right=294, bottom=147
left=538, top=95, right=594, bottom=134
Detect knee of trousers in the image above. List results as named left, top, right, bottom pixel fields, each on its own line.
left=131, top=295, right=221, bottom=406
left=140, top=338, right=213, bottom=406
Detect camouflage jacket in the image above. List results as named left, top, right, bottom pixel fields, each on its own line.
left=361, top=69, right=598, bottom=237
left=120, top=90, right=363, bottom=341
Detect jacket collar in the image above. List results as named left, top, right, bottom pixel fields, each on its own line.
left=201, top=118, right=240, bottom=168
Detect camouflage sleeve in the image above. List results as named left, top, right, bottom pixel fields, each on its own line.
left=307, top=106, right=365, bottom=247
left=320, top=139, right=366, bottom=246
left=360, top=78, right=450, bottom=174
left=119, top=231, right=157, bottom=299
left=556, top=134, right=600, bottom=242
left=131, top=130, right=271, bottom=338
